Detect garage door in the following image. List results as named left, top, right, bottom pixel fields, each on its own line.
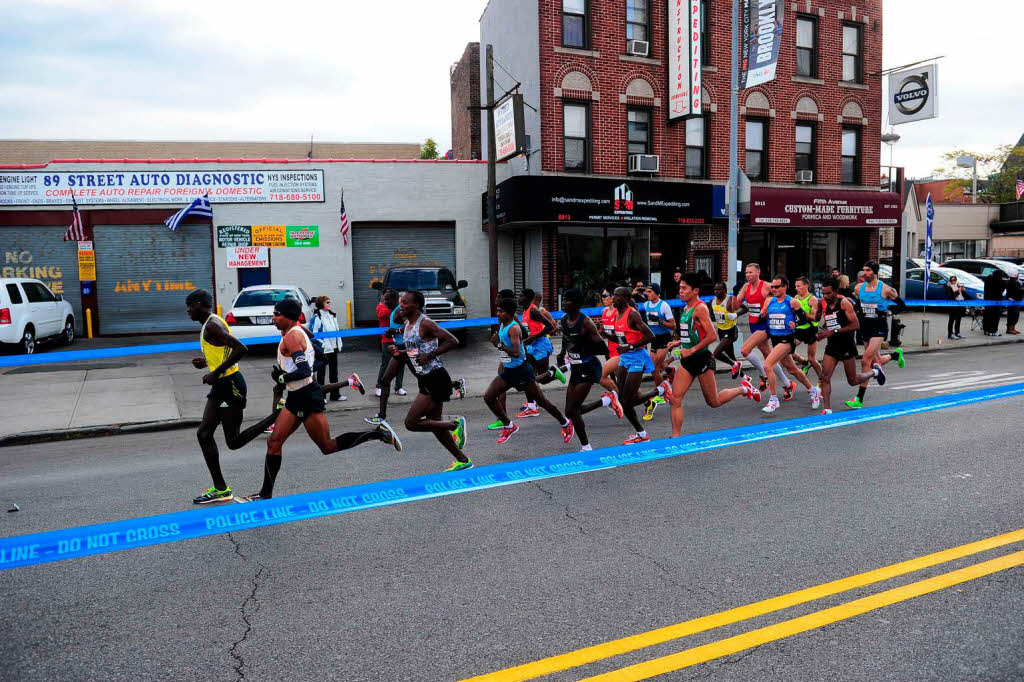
left=0, top=227, right=82, bottom=333
left=95, top=224, right=213, bottom=334
left=352, top=223, right=456, bottom=323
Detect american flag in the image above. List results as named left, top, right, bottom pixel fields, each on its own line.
left=1016, top=174, right=1024, bottom=201
left=164, top=194, right=212, bottom=231
left=340, top=190, right=351, bottom=246
left=62, top=195, right=85, bottom=242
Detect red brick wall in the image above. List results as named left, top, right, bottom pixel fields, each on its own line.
left=538, top=0, right=883, bottom=187
left=450, top=43, right=482, bottom=160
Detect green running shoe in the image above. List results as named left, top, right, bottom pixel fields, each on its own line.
left=641, top=400, right=658, bottom=422
left=451, top=416, right=468, bottom=450
left=486, top=419, right=504, bottom=431
left=444, top=459, right=473, bottom=472
left=552, top=366, right=567, bottom=385
left=652, top=396, right=666, bottom=405
left=894, top=347, right=905, bottom=369
left=193, top=486, right=232, bottom=505
left=844, top=397, right=863, bottom=409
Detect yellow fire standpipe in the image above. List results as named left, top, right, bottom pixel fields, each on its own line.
left=346, top=300, right=353, bottom=329
left=216, top=304, right=222, bottom=318
left=85, top=308, right=93, bottom=339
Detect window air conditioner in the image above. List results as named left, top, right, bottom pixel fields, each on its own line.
left=626, top=40, right=650, bottom=57
left=795, top=170, right=814, bottom=183
left=628, top=154, right=659, bottom=173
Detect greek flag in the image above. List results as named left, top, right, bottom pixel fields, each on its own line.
left=164, top=194, right=212, bottom=231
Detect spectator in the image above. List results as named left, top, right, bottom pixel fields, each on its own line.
left=1006, top=271, right=1022, bottom=335
left=838, top=274, right=853, bottom=298
left=310, top=295, right=342, bottom=400
left=631, top=280, right=647, bottom=304
left=830, top=267, right=841, bottom=279
left=375, top=289, right=406, bottom=396
left=982, top=270, right=1006, bottom=337
left=945, top=275, right=967, bottom=340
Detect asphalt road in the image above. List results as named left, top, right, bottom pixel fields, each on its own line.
left=1, top=345, right=1023, bottom=681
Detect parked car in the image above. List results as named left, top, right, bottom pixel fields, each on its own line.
left=991, top=256, right=1024, bottom=266
left=0, top=278, right=76, bottom=354
left=941, top=259, right=1024, bottom=280
left=904, top=267, right=984, bottom=303
left=371, top=267, right=469, bottom=322
left=225, top=285, right=315, bottom=339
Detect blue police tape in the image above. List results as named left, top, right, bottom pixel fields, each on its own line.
left=2, top=382, right=1021, bottom=571
left=2, top=298, right=1021, bottom=369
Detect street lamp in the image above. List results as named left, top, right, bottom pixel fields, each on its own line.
left=956, top=154, right=977, bottom=204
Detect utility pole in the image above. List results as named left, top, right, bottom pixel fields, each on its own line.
left=727, top=0, right=739, bottom=289
left=485, top=44, right=499, bottom=315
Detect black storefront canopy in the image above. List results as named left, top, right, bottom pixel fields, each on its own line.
left=485, top=175, right=713, bottom=228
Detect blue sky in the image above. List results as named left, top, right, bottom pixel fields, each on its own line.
left=0, top=0, right=1020, bottom=178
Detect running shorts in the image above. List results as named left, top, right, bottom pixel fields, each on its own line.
left=795, top=326, right=818, bottom=346
left=650, top=333, right=672, bottom=351
left=770, top=334, right=797, bottom=352
left=679, top=350, right=715, bottom=378
left=824, top=334, right=858, bottom=361
left=716, top=326, right=738, bottom=344
left=749, top=320, right=769, bottom=335
left=569, top=357, right=603, bottom=385
left=619, top=347, right=655, bottom=374
left=860, top=317, right=889, bottom=340
left=284, top=383, right=326, bottom=421
left=499, top=362, right=536, bottom=391
left=207, top=373, right=247, bottom=409
left=526, top=337, right=554, bottom=361
left=417, top=367, right=453, bottom=403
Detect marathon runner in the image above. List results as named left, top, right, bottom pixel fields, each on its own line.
left=641, top=283, right=676, bottom=422
left=483, top=298, right=573, bottom=445
left=732, top=263, right=793, bottom=394
left=598, top=289, right=622, bottom=395
left=608, top=286, right=672, bottom=444
left=710, top=282, right=745, bottom=378
left=667, top=273, right=760, bottom=437
left=238, top=298, right=401, bottom=502
left=791, top=276, right=823, bottom=381
left=815, top=278, right=886, bottom=414
left=760, top=276, right=821, bottom=414
left=393, top=290, right=471, bottom=471
left=847, top=260, right=906, bottom=408
left=516, top=288, right=566, bottom=418
left=487, top=288, right=525, bottom=431
left=186, top=289, right=281, bottom=504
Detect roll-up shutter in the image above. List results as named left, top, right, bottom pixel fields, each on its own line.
left=0, top=226, right=82, bottom=333
left=352, top=223, right=456, bottom=323
left=94, top=223, right=213, bottom=334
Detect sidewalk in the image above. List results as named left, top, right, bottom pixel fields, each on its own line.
left=1, top=313, right=1019, bottom=444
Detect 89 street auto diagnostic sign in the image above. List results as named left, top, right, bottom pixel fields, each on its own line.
left=0, top=169, right=325, bottom=205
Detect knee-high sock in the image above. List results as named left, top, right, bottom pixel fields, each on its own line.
left=773, top=363, right=792, bottom=388
left=745, top=351, right=767, bottom=377
left=258, top=454, right=282, bottom=498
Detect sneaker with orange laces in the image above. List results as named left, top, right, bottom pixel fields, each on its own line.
left=561, top=420, right=575, bottom=444
left=604, top=391, right=624, bottom=419
left=730, top=361, right=742, bottom=380
left=622, top=432, right=650, bottom=445
left=659, top=379, right=674, bottom=404
left=740, top=377, right=761, bottom=403
left=516, top=406, right=541, bottom=418
left=348, top=373, right=365, bottom=395
left=497, top=422, right=520, bottom=444
left=782, top=383, right=795, bottom=401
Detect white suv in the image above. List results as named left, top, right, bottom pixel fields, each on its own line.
left=0, top=278, right=76, bottom=354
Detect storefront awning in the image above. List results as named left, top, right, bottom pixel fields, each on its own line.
left=749, top=187, right=901, bottom=228
left=485, top=175, right=712, bottom=228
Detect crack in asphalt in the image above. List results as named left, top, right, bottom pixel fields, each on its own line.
left=227, top=532, right=267, bottom=682
left=533, top=481, right=589, bottom=537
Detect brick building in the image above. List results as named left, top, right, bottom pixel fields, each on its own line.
left=450, top=43, right=482, bottom=160
left=475, top=0, right=898, bottom=301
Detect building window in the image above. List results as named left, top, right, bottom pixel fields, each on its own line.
left=841, top=126, right=860, bottom=184
left=626, top=0, right=648, bottom=46
left=745, top=119, right=767, bottom=181
left=627, top=107, right=651, bottom=157
left=563, top=0, right=588, bottom=49
left=685, top=116, right=708, bottom=178
left=796, top=15, right=817, bottom=77
left=700, top=0, right=710, bottom=63
left=842, top=23, right=862, bottom=83
left=795, top=122, right=816, bottom=176
left=564, top=102, right=590, bottom=171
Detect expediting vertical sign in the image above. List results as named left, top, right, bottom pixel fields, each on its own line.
left=740, top=0, right=783, bottom=89
left=667, top=0, right=702, bottom=120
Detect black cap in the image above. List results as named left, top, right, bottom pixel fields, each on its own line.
left=274, top=298, right=302, bottom=321
left=647, top=283, right=661, bottom=296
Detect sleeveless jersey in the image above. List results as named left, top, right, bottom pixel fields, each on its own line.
left=601, top=307, right=620, bottom=358
left=711, top=297, right=736, bottom=330
left=200, top=314, right=239, bottom=377
left=745, top=281, right=767, bottom=324
left=498, top=320, right=524, bottom=368
left=823, top=296, right=852, bottom=335
left=403, top=313, right=443, bottom=375
left=560, top=313, right=604, bottom=364
left=389, top=307, right=404, bottom=345
left=642, top=299, right=672, bottom=335
left=857, top=281, right=890, bottom=319
left=612, top=307, right=645, bottom=347
left=277, top=326, right=314, bottom=391
left=677, top=301, right=707, bottom=350
left=766, top=296, right=797, bottom=337
left=795, top=294, right=814, bottom=330
left=523, top=303, right=546, bottom=338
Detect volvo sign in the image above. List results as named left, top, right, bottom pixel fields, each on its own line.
left=888, top=64, right=938, bottom=125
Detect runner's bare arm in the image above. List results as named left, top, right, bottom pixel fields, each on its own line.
left=731, top=284, right=749, bottom=310
left=505, top=323, right=523, bottom=358
left=277, top=330, right=311, bottom=382
left=419, top=317, right=459, bottom=362
left=622, top=308, right=655, bottom=350
left=523, top=307, right=553, bottom=346
left=689, top=304, right=717, bottom=354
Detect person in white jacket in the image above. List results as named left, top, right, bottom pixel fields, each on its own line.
left=310, top=296, right=344, bottom=400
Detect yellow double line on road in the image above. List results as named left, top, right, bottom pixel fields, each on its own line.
left=463, top=528, right=1024, bottom=681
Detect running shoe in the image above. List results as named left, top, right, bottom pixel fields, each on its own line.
left=497, top=422, right=520, bottom=444
left=450, top=416, right=467, bottom=450
left=622, top=432, right=650, bottom=445
left=782, top=383, right=795, bottom=402
left=821, top=409, right=833, bottom=415
left=454, top=377, right=467, bottom=400
left=237, top=492, right=270, bottom=502
left=486, top=419, right=505, bottom=431
left=740, top=377, right=761, bottom=403
left=516, top=406, right=541, bottom=418
left=276, top=397, right=285, bottom=410
left=730, top=361, right=742, bottom=380
left=348, top=373, right=365, bottom=395
left=604, top=390, right=624, bottom=419
left=374, top=387, right=382, bottom=397
left=264, top=423, right=276, bottom=434
left=444, top=459, right=474, bottom=472
left=363, top=414, right=384, bottom=425
left=810, top=386, right=822, bottom=410
left=642, top=400, right=657, bottom=422
left=873, top=363, right=887, bottom=386
left=844, top=397, right=863, bottom=409
left=801, top=361, right=812, bottom=376
left=376, top=421, right=403, bottom=453
left=652, top=396, right=666, bottom=405
left=193, top=486, right=232, bottom=505
left=758, top=375, right=769, bottom=392
left=552, top=366, right=567, bottom=385
left=762, top=396, right=780, bottom=414
left=395, top=388, right=408, bottom=396
left=561, top=420, right=575, bottom=444
left=894, top=347, right=905, bottom=369
left=659, top=379, right=674, bottom=405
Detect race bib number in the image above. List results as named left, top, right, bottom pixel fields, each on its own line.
left=567, top=352, right=582, bottom=365
left=646, top=310, right=660, bottom=324
left=406, top=348, right=424, bottom=374
left=714, top=310, right=725, bottom=324
left=679, top=322, right=689, bottom=337
left=824, top=313, right=841, bottom=332
left=747, top=303, right=761, bottom=318
left=498, top=349, right=511, bottom=364
left=768, top=313, right=787, bottom=330
left=861, top=303, right=878, bottom=319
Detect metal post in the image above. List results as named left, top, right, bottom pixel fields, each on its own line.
left=971, top=159, right=977, bottom=205
left=86, top=307, right=93, bottom=339
left=485, top=44, right=499, bottom=315
left=727, top=0, right=740, bottom=289
left=346, top=300, right=353, bottom=329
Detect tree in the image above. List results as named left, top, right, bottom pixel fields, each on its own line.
left=933, top=144, right=1024, bottom=203
left=419, top=138, right=440, bottom=160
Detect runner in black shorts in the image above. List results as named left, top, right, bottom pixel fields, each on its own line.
left=186, top=289, right=280, bottom=505
left=816, top=279, right=886, bottom=414
left=759, top=276, right=818, bottom=414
